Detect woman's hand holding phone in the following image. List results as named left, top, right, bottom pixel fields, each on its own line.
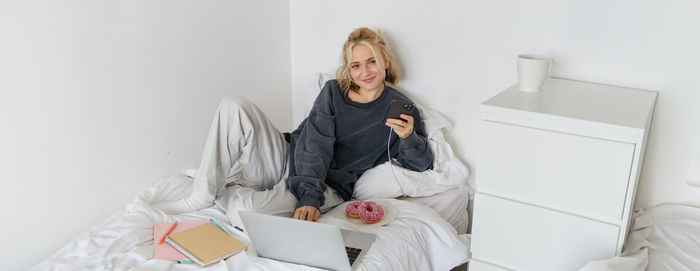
left=385, top=100, right=415, bottom=138
left=386, top=114, right=414, bottom=138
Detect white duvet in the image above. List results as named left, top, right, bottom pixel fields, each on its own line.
left=579, top=203, right=700, bottom=271
left=31, top=172, right=469, bottom=271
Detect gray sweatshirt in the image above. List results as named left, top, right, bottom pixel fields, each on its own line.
left=286, top=80, right=433, bottom=209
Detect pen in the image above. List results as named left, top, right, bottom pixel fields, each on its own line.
left=157, top=221, right=178, bottom=245
left=178, top=259, right=194, bottom=264
left=234, top=226, right=246, bottom=234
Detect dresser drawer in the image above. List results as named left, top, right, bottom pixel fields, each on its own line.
left=471, top=193, right=619, bottom=271
left=477, top=120, right=635, bottom=222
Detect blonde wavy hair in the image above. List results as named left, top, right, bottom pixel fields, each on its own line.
left=336, top=27, right=400, bottom=93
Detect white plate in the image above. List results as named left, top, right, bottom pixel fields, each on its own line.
left=333, top=200, right=398, bottom=227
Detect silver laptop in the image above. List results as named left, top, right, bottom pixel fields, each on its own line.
left=239, top=210, right=376, bottom=271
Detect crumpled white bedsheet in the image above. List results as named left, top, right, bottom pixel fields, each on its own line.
left=579, top=203, right=700, bottom=271
left=402, top=185, right=470, bottom=234
left=31, top=172, right=469, bottom=271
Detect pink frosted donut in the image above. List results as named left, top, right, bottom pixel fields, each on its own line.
left=345, top=201, right=364, bottom=218
left=360, top=201, right=384, bottom=224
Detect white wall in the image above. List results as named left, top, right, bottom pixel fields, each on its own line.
left=0, top=1, right=290, bottom=270
left=290, top=0, right=700, bottom=208
left=3, top=1, right=698, bottom=269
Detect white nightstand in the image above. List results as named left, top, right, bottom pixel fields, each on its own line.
left=469, top=78, right=657, bottom=271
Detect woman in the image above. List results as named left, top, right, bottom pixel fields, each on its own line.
left=153, top=27, right=433, bottom=224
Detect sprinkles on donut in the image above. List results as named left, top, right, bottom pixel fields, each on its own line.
left=360, top=201, right=384, bottom=224
left=345, top=201, right=364, bottom=218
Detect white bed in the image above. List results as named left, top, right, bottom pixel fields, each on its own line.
left=579, top=203, right=700, bottom=271
left=31, top=73, right=473, bottom=270
left=30, top=171, right=470, bottom=271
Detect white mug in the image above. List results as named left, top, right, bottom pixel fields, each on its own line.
left=517, top=54, right=555, bottom=92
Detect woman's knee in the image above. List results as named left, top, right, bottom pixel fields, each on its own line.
left=218, top=95, right=259, bottom=118
left=219, top=95, right=247, bottom=110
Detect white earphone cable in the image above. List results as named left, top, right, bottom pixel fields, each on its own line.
left=388, top=127, right=407, bottom=197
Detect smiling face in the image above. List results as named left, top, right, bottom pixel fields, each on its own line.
left=349, top=43, right=387, bottom=94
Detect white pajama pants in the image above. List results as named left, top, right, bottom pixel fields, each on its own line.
left=196, top=96, right=344, bottom=227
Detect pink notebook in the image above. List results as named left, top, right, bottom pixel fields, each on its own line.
left=153, top=219, right=210, bottom=260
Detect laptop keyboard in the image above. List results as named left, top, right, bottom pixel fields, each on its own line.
left=345, top=246, right=363, bottom=265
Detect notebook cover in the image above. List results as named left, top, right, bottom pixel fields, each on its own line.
left=153, top=219, right=209, bottom=260
left=166, top=223, right=247, bottom=265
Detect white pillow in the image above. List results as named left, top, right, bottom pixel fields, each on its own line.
left=303, top=72, right=472, bottom=199
left=353, top=105, right=470, bottom=199
left=303, top=72, right=336, bottom=118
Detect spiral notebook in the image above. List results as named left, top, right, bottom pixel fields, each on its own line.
left=165, top=223, right=247, bottom=267
left=153, top=219, right=210, bottom=261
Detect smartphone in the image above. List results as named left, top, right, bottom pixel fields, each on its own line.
left=385, top=100, right=414, bottom=121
